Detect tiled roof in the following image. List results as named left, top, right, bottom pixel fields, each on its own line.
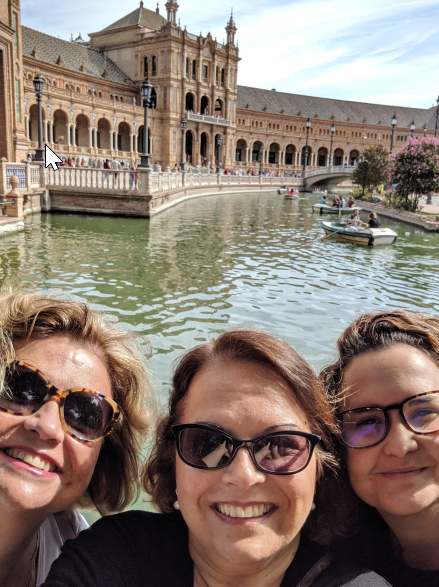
left=97, top=5, right=167, bottom=33
left=22, top=26, right=136, bottom=87
left=237, top=86, right=437, bottom=131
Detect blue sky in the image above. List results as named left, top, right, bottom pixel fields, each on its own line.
left=22, top=0, right=439, bottom=109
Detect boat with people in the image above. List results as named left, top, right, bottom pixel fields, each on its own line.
left=312, top=203, right=362, bottom=214
left=285, top=189, right=299, bottom=199
left=312, top=189, right=327, bottom=195
left=320, top=220, right=398, bottom=246
left=278, top=188, right=299, bottom=197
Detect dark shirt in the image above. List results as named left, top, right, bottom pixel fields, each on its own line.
left=368, top=218, right=380, bottom=228
left=333, top=509, right=439, bottom=587
left=42, top=511, right=390, bottom=587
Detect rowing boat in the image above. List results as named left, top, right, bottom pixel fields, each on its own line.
left=312, top=203, right=362, bottom=215
left=320, top=220, right=397, bottom=246
left=312, top=189, right=327, bottom=195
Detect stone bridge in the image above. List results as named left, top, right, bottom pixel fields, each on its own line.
left=304, top=165, right=356, bottom=191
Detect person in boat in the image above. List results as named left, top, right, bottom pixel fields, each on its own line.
left=332, top=196, right=340, bottom=207
left=322, top=310, right=439, bottom=587
left=347, top=196, right=355, bottom=208
left=43, top=330, right=390, bottom=587
left=347, top=209, right=366, bottom=231
left=0, top=289, right=152, bottom=587
left=320, top=195, right=327, bottom=206
left=367, top=212, right=381, bottom=228
left=339, top=196, right=346, bottom=209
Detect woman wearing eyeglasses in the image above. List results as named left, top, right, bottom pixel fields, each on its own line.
left=43, top=329, right=388, bottom=587
left=322, top=310, right=439, bottom=587
left=0, top=290, right=151, bottom=587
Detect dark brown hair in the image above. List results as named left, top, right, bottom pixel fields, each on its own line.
left=322, top=310, right=439, bottom=402
left=0, top=289, right=153, bottom=515
left=144, top=328, right=351, bottom=544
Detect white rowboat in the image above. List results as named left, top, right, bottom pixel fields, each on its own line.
left=320, top=220, right=397, bottom=246
left=312, top=203, right=362, bottom=215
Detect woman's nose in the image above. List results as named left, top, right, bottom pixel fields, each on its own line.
left=22, top=398, right=65, bottom=444
left=221, top=446, right=266, bottom=489
left=382, top=413, right=418, bottom=457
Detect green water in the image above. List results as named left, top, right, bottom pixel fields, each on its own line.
left=2, top=191, right=438, bottom=388
left=2, top=191, right=438, bottom=517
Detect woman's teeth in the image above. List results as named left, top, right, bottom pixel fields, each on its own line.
left=5, top=448, right=55, bottom=472
left=216, top=503, right=273, bottom=518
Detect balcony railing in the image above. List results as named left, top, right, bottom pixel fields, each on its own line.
left=187, top=112, right=231, bottom=126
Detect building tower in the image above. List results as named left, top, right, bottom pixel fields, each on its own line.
left=226, top=10, right=237, bottom=46
left=165, top=0, right=179, bottom=25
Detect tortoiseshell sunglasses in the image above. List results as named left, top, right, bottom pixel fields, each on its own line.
left=0, top=361, right=120, bottom=445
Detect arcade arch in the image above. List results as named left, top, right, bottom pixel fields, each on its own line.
left=200, top=96, right=209, bottom=115
left=334, top=148, right=344, bottom=166
left=118, top=121, right=131, bottom=152
left=285, top=144, right=296, bottom=165
left=185, top=92, right=194, bottom=112
left=75, top=113, right=90, bottom=147
left=349, top=149, right=360, bottom=165
left=235, top=139, right=247, bottom=162
left=318, top=146, right=328, bottom=167
left=97, top=118, right=111, bottom=150
left=268, top=142, right=280, bottom=164
left=252, top=140, right=263, bottom=163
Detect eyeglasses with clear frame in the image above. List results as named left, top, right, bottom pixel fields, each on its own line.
left=172, top=423, right=321, bottom=475
left=339, top=391, right=439, bottom=449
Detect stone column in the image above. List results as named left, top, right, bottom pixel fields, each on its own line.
left=89, top=127, right=93, bottom=148
left=49, top=121, right=54, bottom=144
left=71, top=124, right=77, bottom=147
left=114, top=131, right=119, bottom=151
left=67, top=123, right=71, bottom=146
left=110, top=131, right=114, bottom=151
left=25, top=116, right=30, bottom=139
left=129, top=133, right=134, bottom=153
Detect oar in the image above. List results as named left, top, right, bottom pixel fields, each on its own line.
left=319, top=226, right=346, bottom=241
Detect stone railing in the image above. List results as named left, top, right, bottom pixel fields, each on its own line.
left=46, top=167, right=139, bottom=192
left=187, top=112, right=231, bottom=126
left=0, top=161, right=44, bottom=195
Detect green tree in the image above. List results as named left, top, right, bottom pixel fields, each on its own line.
left=352, top=145, right=390, bottom=196
left=389, top=137, right=439, bottom=212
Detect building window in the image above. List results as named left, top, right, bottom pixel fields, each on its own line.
left=221, top=68, right=225, bottom=87
left=203, top=65, right=208, bottom=82
left=186, top=57, right=190, bottom=78
left=164, top=86, right=167, bottom=108
left=144, top=57, right=149, bottom=77
left=152, top=56, right=157, bottom=76
left=12, top=13, right=18, bottom=58
left=235, top=148, right=242, bottom=162
left=192, top=60, right=196, bottom=80
left=15, top=79, right=21, bottom=122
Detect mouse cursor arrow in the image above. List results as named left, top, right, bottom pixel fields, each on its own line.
left=45, top=145, right=62, bottom=171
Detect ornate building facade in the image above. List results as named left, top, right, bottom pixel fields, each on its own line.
left=1, top=0, right=438, bottom=170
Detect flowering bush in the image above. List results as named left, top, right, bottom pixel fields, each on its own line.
left=389, top=137, right=439, bottom=212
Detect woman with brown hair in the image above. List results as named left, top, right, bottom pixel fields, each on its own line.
left=0, top=289, right=152, bottom=587
left=43, top=329, right=388, bottom=587
left=322, top=310, right=439, bottom=587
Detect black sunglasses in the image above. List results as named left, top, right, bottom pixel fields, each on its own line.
left=339, top=390, right=439, bottom=449
left=172, top=423, right=320, bottom=475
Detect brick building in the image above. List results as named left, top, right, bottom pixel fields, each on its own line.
left=1, top=0, right=438, bottom=170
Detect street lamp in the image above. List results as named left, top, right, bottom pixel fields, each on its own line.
left=303, top=118, right=311, bottom=173
left=390, top=113, right=397, bottom=154
left=33, top=74, right=44, bottom=162
left=180, top=117, right=187, bottom=169
left=138, top=78, right=153, bottom=169
left=410, top=121, right=415, bottom=137
left=259, top=145, right=263, bottom=176
left=362, top=158, right=369, bottom=199
left=215, top=135, right=223, bottom=174
left=330, top=122, right=335, bottom=166
left=435, top=95, right=439, bottom=138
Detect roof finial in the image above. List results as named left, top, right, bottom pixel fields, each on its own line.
left=156, top=2, right=159, bottom=12
left=140, top=0, right=143, bottom=7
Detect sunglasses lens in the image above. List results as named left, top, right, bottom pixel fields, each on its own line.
left=254, top=434, right=311, bottom=473
left=64, top=392, right=114, bottom=441
left=179, top=427, right=232, bottom=469
left=341, top=409, right=386, bottom=448
left=0, top=364, right=48, bottom=413
left=404, top=393, right=439, bottom=433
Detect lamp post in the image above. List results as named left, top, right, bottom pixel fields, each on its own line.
left=33, top=74, right=44, bottom=162
left=362, top=158, right=369, bottom=199
left=390, top=113, right=397, bottom=154
left=329, top=122, right=335, bottom=166
left=410, top=121, right=415, bottom=138
left=435, top=95, right=439, bottom=138
left=138, top=78, right=152, bottom=169
left=303, top=118, right=311, bottom=173
left=180, top=117, right=187, bottom=169
left=259, top=145, right=263, bottom=176
left=215, top=135, right=223, bottom=174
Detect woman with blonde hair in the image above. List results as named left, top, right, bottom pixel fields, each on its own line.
left=0, top=289, right=152, bottom=587
left=322, top=310, right=439, bottom=587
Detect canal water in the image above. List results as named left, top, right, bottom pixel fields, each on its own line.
left=2, top=190, right=438, bottom=516
left=1, top=191, right=438, bottom=390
